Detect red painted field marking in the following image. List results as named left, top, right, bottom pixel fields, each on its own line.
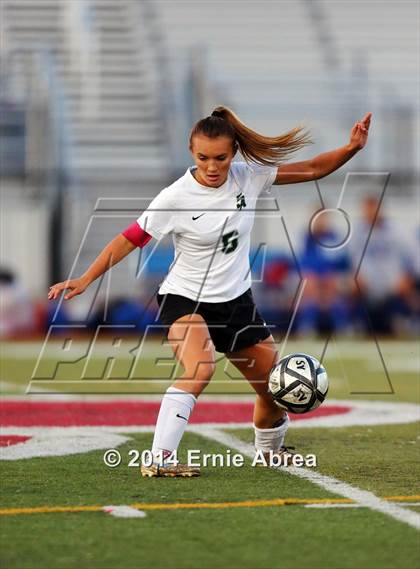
left=0, top=435, right=32, bottom=447
left=0, top=400, right=351, bottom=427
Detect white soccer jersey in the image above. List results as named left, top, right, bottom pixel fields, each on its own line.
left=137, top=161, right=278, bottom=302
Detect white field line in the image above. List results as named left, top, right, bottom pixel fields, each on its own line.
left=367, top=359, right=420, bottom=373
left=0, top=431, right=131, bottom=461
left=305, top=502, right=420, bottom=509
left=103, top=506, right=146, bottom=518
left=194, top=427, right=420, bottom=531
left=2, top=340, right=418, bottom=360
left=1, top=380, right=115, bottom=399
left=1, top=379, right=75, bottom=396
left=0, top=380, right=25, bottom=393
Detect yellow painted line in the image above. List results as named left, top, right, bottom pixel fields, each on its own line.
left=0, top=496, right=419, bottom=516
left=383, top=495, right=420, bottom=503
left=134, top=498, right=352, bottom=511
left=0, top=505, right=102, bottom=515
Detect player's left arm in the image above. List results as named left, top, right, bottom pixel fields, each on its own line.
left=273, top=112, right=372, bottom=185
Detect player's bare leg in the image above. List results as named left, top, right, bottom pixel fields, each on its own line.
left=227, top=335, right=284, bottom=426
left=169, top=313, right=216, bottom=397
left=141, top=313, right=215, bottom=477
left=227, top=336, right=297, bottom=466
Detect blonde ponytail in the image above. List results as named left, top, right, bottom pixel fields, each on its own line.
left=190, top=105, right=313, bottom=167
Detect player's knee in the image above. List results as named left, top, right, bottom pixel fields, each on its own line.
left=194, top=362, right=216, bottom=384
left=180, top=363, right=215, bottom=398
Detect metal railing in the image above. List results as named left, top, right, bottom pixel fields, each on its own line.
left=2, top=48, right=74, bottom=280
left=65, top=0, right=100, bottom=119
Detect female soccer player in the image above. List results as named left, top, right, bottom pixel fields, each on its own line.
left=48, top=106, right=371, bottom=477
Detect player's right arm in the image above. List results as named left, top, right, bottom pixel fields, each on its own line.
left=48, top=184, right=173, bottom=301
left=48, top=225, right=150, bottom=301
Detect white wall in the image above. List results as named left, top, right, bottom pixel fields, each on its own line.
left=1, top=181, right=49, bottom=297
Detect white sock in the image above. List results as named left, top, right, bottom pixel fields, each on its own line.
left=151, top=387, right=197, bottom=462
left=254, top=414, right=290, bottom=453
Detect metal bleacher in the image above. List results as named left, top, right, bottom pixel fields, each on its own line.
left=157, top=0, right=419, bottom=168
left=2, top=0, right=169, bottom=176
left=1, top=0, right=172, bottom=295
left=1, top=0, right=418, bottom=300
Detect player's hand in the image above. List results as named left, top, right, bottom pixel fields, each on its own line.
left=349, top=112, right=371, bottom=150
left=48, top=277, right=88, bottom=301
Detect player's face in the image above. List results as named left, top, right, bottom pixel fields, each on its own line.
left=190, top=135, right=236, bottom=187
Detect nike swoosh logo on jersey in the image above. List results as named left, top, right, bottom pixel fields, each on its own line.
left=192, top=213, right=205, bottom=220
left=176, top=413, right=188, bottom=421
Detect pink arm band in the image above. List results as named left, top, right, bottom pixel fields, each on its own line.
left=121, top=222, right=152, bottom=248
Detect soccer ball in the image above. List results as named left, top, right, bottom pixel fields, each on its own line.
left=268, top=353, right=329, bottom=414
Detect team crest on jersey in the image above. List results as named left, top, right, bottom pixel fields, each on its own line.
left=236, top=192, right=247, bottom=210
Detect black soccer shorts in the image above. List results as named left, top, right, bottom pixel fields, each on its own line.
left=156, top=288, right=271, bottom=353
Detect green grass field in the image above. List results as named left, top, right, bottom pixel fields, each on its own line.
left=1, top=338, right=419, bottom=569
left=1, top=338, right=419, bottom=400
